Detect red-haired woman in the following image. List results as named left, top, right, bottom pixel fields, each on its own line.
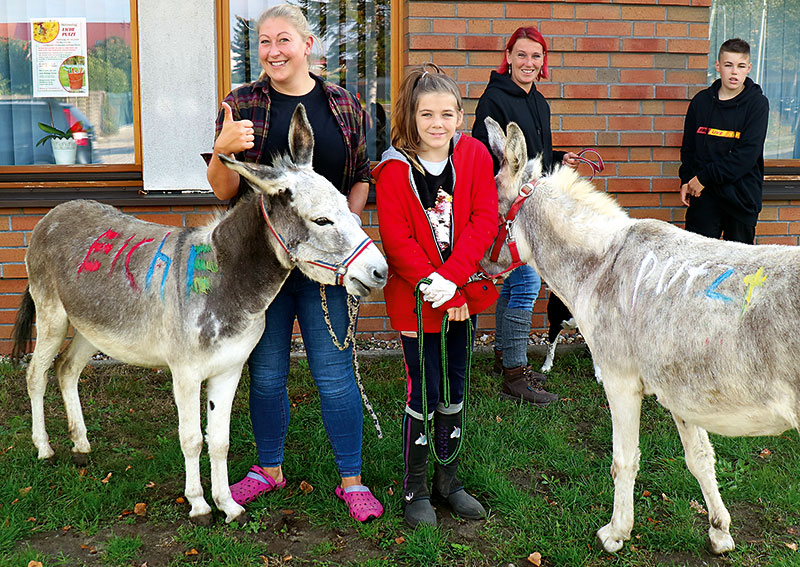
left=472, top=26, right=578, bottom=405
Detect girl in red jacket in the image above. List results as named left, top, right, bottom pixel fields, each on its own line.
left=373, top=64, right=498, bottom=528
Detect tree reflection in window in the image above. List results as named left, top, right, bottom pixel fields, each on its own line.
left=229, top=0, right=391, bottom=160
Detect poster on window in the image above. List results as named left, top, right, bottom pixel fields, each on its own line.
left=30, top=18, right=89, bottom=98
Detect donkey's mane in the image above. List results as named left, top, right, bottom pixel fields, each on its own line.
left=537, top=164, right=632, bottom=254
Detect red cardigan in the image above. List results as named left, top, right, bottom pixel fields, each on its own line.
left=373, top=134, right=499, bottom=332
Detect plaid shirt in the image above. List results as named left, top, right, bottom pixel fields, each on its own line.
left=214, top=73, right=370, bottom=196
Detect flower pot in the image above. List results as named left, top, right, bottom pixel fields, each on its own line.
left=51, top=137, right=77, bottom=165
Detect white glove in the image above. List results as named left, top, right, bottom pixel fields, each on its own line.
left=419, top=272, right=457, bottom=308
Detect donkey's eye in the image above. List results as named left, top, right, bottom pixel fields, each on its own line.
left=313, top=217, right=333, bottom=226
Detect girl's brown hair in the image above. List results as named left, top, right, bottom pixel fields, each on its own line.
left=391, top=63, right=463, bottom=161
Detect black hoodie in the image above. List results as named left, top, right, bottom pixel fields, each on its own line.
left=472, top=70, right=565, bottom=174
left=679, top=76, right=769, bottom=224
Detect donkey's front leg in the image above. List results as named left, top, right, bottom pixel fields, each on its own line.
left=205, top=369, right=247, bottom=524
left=671, top=413, right=734, bottom=554
left=172, top=371, right=213, bottom=525
left=597, top=374, right=643, bottom=553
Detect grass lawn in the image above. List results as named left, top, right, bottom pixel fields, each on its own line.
left=2, top=348, right=800, bottom=566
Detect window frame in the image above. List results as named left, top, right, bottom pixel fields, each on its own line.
left=0, top=0, right=145, bottom=206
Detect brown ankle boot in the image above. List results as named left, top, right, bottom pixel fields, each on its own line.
left=492, top=347, right=503, bottom=375
left=501, top=366, right=558, bottom=406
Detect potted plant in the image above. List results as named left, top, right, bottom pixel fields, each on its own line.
left=36, top=121, right=84, bottom=165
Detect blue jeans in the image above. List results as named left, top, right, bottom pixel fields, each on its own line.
left=247, top=270, right=362, bottom=478
left=499, top=264, right=541, bottom=310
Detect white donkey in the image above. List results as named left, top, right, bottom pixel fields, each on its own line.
left=12, top=105, right=387, bottom=526
left=481, top=117, right=800, bottom=555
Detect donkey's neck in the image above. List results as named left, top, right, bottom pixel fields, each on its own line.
left=518, top=192, right=631, bottom=301
left=210, top=196, right=290, bottom=315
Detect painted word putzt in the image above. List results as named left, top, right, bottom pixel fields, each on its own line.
left=631, top=250, right=765, bottom=314
left=78, top=230, right=218, bottom=299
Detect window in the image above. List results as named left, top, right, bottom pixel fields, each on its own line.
left=0, top=1, right=138, bottom=167
left=709, top=0, right=800, bottom=161
left=224, top=0, right=392, bottom=160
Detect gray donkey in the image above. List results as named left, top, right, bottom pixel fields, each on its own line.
left=12, top=105, right=387, bottom=526
left=481, top=117, right=800, bottom=555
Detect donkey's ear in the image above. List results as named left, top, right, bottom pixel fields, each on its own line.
left=217, top=154, right=283, bottom=194
left=484, top=117, right=506, bottom=161
left=504, top=122, right=528, bottom=177
left=288, top=104, right=314, bottom=167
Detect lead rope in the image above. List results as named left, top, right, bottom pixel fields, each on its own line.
left=414, top=278, right=472, bottom=466
left=319, top=285, right=384, bottom=439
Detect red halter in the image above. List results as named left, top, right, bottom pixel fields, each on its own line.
left=479, top=148, right=605, bottom=280
left=260, top=195, right=374, bottom=286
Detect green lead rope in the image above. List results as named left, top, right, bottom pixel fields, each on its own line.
left=414, top=278, right=473, bottom=466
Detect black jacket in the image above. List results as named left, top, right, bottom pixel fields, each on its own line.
left=472, top=71, right=565, bottom=174
left=679, top=77, right=769, bottom=223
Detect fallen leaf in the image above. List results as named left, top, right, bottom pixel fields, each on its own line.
left=282, top=555, right=293, bottom=561
left=120, top=509, right=133, bottom=517
left=386, top=487, right=394, bottom=496
left=789, top=527, right=798, bottom=535
left=134, top=502, right=147, bottom=516
left=281, top=509, right=295, bottom=515
left=27, top=517, right=36, bottom=522
left=495, top=416, right=503, bottom=423
left=10, top=499, right=18, bottom=505
left=760, top=448, right=773, bottom=459
left=661, top=493, right=670, bottom=502
left=27, top=561, right=43, bottom=567
left=185, top=549, right=199, bottom=556
left=689, top=500, right=708, bottom=515
left=0, top=446, right=13, bottom=457
left=642, top=490, right=651, bottom=497
left=125, top=465, right=132, bottom=472
left=395, top=536, right=405, bottom=544
left=80, top=544, right=98, bottom=554
left=299, top=480, right=314, bottom=494
left=129, top=408, right=134, bottom=413
left=62, top=525, right=72, bottom=532
left=79, top=468, right=87, bottom=477
left=786, top=542, right=798, bottom=551
left=145, top=481, right=155, bottom=488
left=101, top=472, right=113, bottom=483
left=527, top=551, right=542, bottom=565
left=19, top=486, right=32, bottom=497
left=176, top=497, right=185, bottom=504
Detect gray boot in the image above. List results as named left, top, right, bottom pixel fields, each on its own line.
left=493, top=296, right=509, bottom=375
left=501, top=308, right=533, bottom=369
left=403, top=414, right=436, bottom=527
left=431, top=411, right=486, bottom=520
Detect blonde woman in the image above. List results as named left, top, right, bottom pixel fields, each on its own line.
left=207, top=4, right=382, bottom=523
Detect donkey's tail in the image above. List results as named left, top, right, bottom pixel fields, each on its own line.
left=11, top=286, right=35, bottom=366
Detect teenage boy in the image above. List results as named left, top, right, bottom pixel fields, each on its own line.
left=679, top=38, right=769, bottom=244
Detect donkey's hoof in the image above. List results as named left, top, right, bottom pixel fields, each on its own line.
left=597, top=525, right=625, bottom=553
left=707, top=533, right=735, bottom=555
left=71, top=452, right=90, bottom=466
left=190, top=512, right=214, bottom=527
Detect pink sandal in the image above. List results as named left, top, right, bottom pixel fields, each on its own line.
left=335, top=485, right=384, bottom=522
left=230, top=465, right=286, bottom=505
